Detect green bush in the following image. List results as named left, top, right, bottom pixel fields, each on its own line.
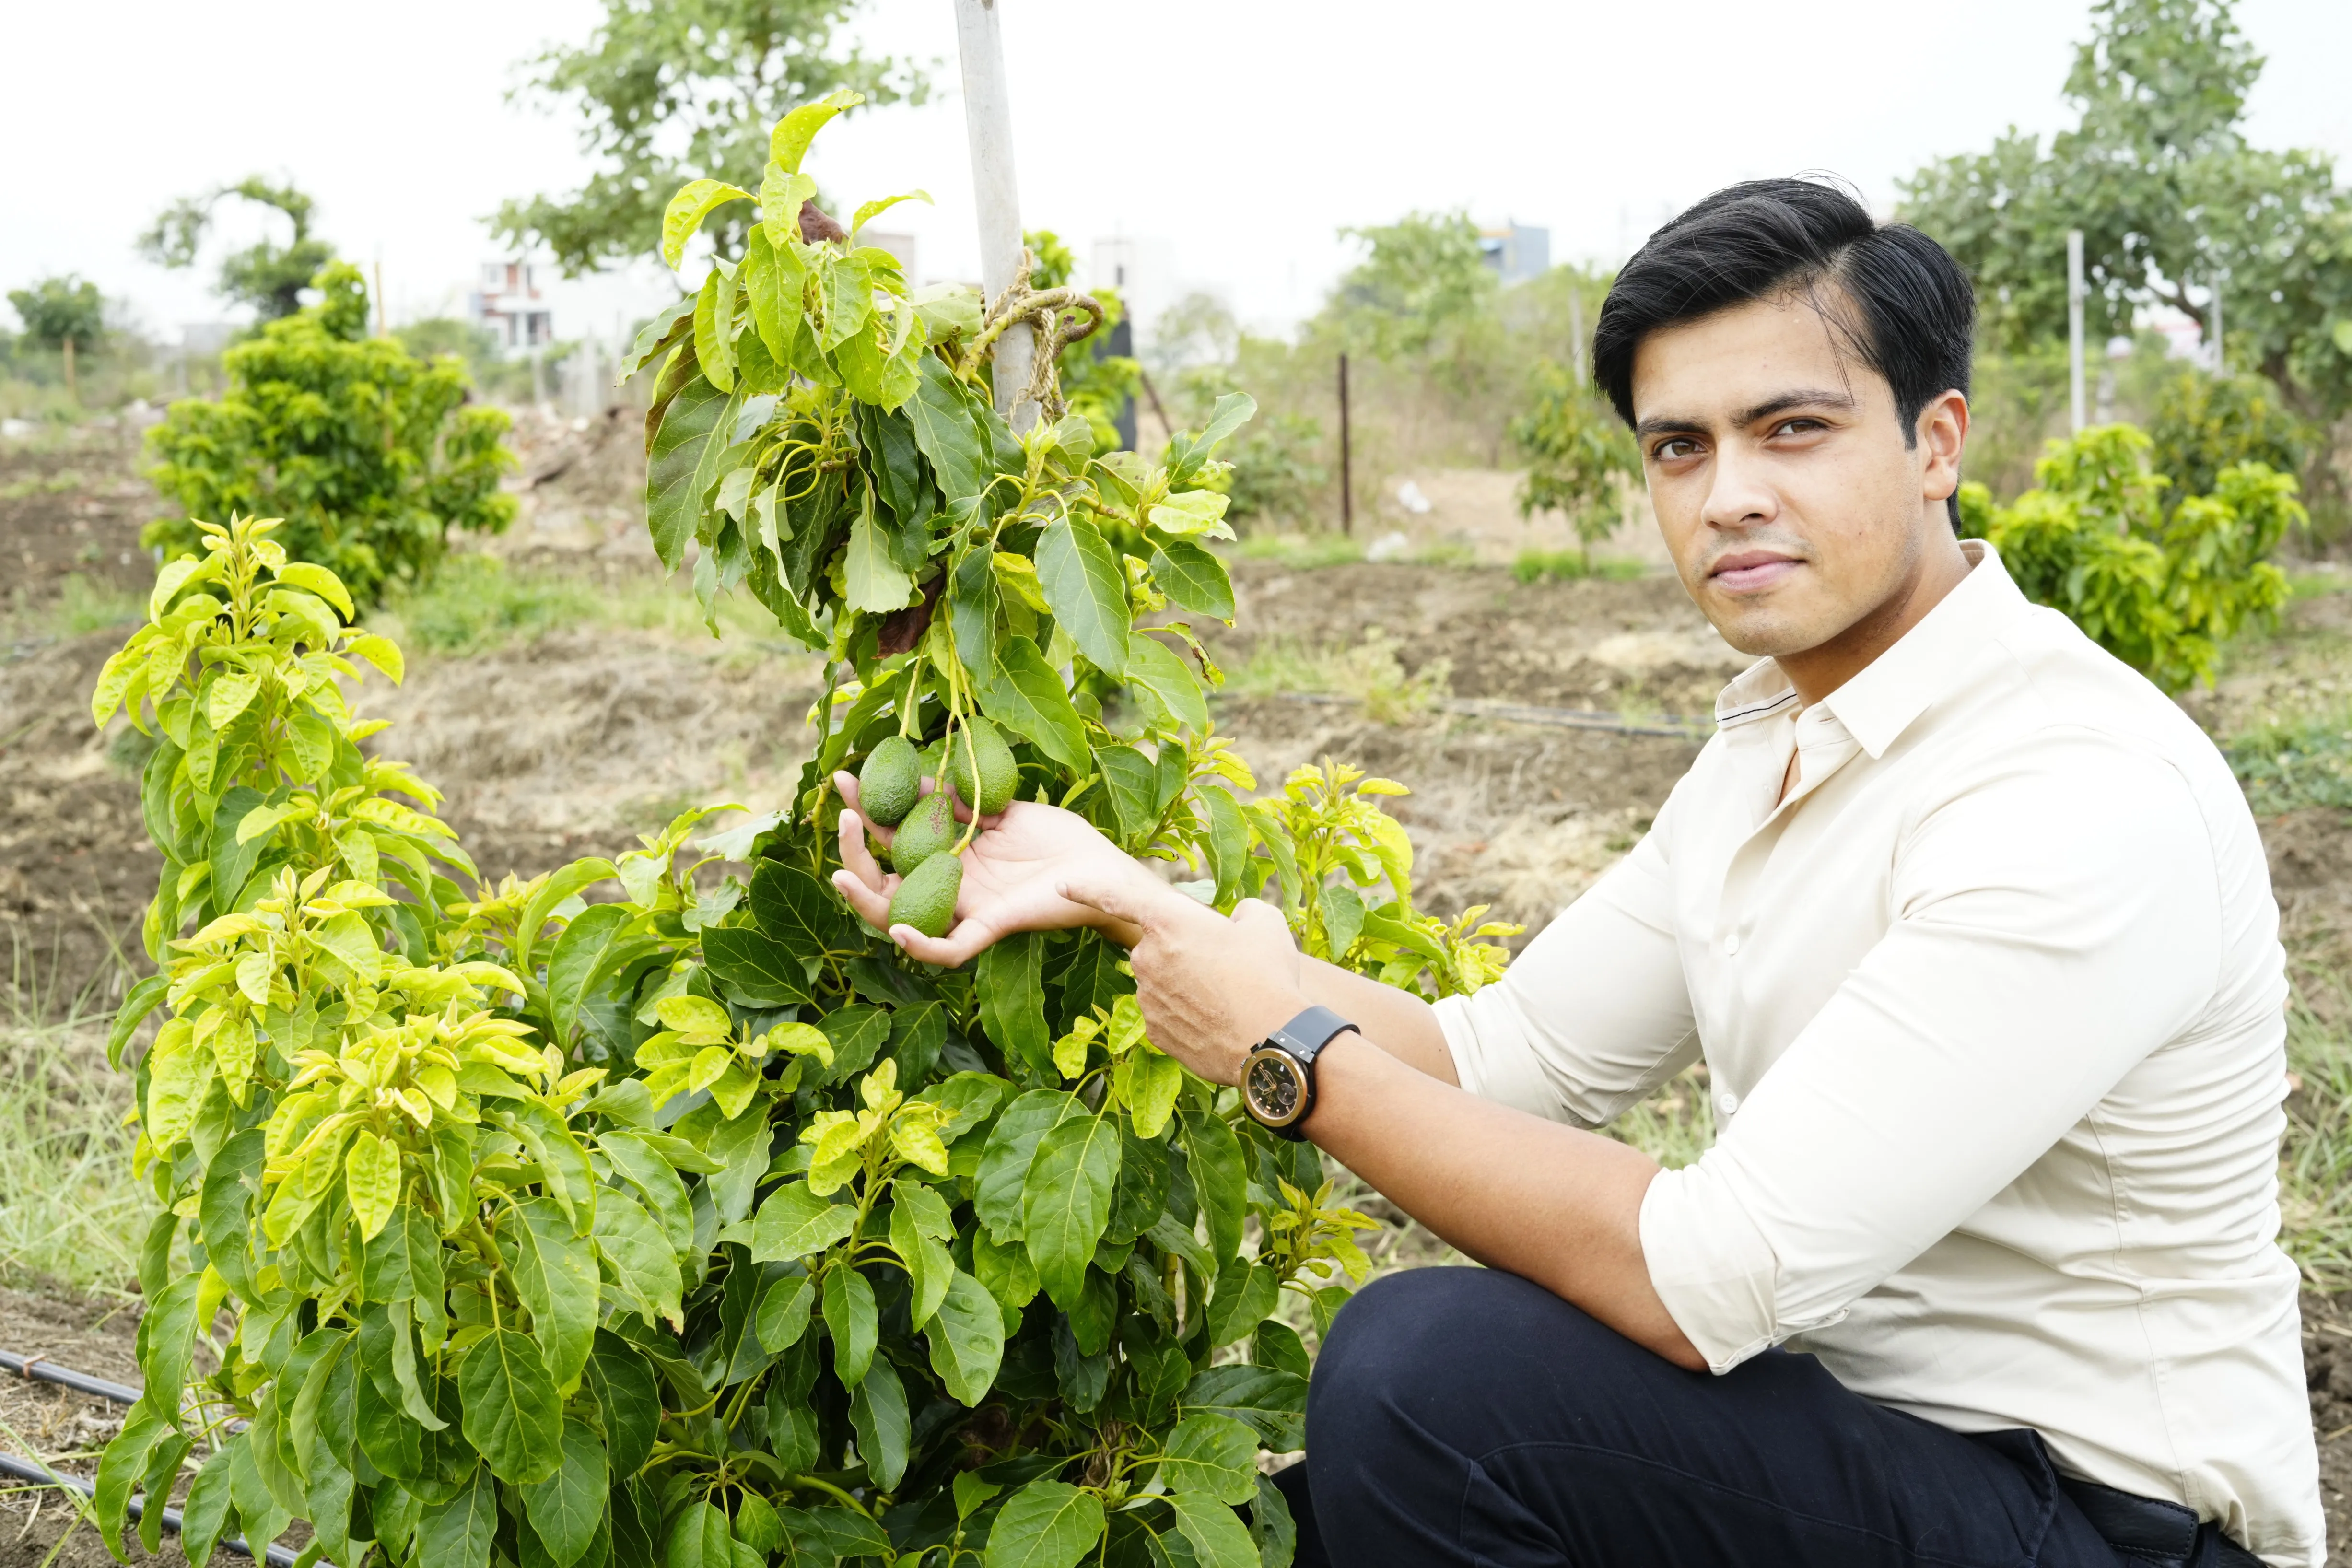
left=2148, top=369, right=2313, bottom=512
left=1960, top=423, right=2305, bottom=691
left=143, top=261, right=517, bottom=606
left=1509, top=362, right=1638, bottom=563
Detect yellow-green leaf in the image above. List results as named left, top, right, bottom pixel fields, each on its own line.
left=661, top=180, right=754, bottom=270
left=274, top=562, right=354, bottom=619
left=769, top=88, right=864, bottom=176
left=346, top=1130, right=400, bottom=1242
left=346, top=633, right=404, bottom=684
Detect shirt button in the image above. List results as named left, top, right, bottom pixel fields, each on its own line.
left=1722, top=932, right=1741, bottom=956
left=1717, top=1091, right=1740, bottom=1116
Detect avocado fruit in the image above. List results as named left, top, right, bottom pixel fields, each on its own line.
left=945, top=717, right=1018, bottom=816
left=889, top=850, right=963, bottom=937
left=857, top=735, right=922, bottom=827
left=890, top=790, right=959, bottom=876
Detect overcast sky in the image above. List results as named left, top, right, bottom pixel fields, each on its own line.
left=6, top=0, right=2350, bottom=352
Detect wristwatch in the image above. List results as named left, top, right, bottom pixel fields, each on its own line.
left=1240, top=1006, right=1357, bottom=1141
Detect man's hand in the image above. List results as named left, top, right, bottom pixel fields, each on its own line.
left=1055, top=874, right=1310, bottom=1086
left=830, top=772, right=1180, bottom=965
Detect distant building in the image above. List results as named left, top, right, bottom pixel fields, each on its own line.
left=1480, top=223, right=1551, bottom=284
left=1091, top=236, right=1175, bottom=353
left=471, top=261, right=553, bottom=351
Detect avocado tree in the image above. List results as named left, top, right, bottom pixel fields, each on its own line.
left=92, top=94, right=1512, bottom=1568
left=143, top=262, right=517, bottom=606
left=138, top=176, right=336, bottom=322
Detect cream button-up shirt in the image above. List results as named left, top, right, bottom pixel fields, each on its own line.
left=1434, top=541, right=2322, bottom=1566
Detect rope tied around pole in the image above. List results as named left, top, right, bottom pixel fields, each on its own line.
left=958, top=248, right=1105, bottom=421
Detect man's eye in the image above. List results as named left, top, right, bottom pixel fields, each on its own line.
left=1774, top=418, right=1825, bottom=437
left=1653, top=438, right=1699, bottom=461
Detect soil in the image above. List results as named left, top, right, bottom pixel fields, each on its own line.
left=11, top=438, right=2352, bottom=1559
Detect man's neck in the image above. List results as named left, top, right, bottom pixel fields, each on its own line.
left=1772, top=532, right=1974, bottom=706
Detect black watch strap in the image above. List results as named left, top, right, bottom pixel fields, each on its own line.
left=1270, top=1005, right=1355, bottom=1068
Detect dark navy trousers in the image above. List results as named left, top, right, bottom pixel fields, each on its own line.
left=1276, top=1267, right=2242, bottom=1568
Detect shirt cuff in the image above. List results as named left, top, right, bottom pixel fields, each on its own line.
left=1431, top=990, right=1577, bottom=1123
left=1639, top=1161, right=1784, bottom=1374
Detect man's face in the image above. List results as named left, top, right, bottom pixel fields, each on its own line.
left=1630, top=292, right=1964, bottom=660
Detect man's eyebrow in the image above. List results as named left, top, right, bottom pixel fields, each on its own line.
left=1732, top=388, right=1858, bottom=427
left=1633, top=413, right=1707, bottom=441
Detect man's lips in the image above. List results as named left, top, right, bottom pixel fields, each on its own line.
left=1708, top=553, right=1803, bottom=593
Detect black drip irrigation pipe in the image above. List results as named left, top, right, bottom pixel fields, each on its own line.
left=0, top=1451, right=299, bottom=1565
left=0, top=1352, right=300, bottom=1566
left=0, top=1351, right=141, bottom=1407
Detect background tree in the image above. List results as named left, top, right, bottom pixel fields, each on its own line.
left=7, top=273, right=105, bottom=401
left=1900, top=0, right=2352, bottom=505
left=137, top=176, right=333, bottom=321
left=495, top=0, right=930, bottom=275
left=144, top=262, right=516, bottom=604
left=1511, top=361, right=1639, bottom=565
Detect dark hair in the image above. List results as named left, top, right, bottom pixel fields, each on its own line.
left=1591, top=177, right=1975, bottom=526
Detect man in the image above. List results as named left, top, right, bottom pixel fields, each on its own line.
left=832, top=179, right=2320, bottom=1567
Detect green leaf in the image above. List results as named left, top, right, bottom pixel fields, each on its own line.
left=977, top=1089, right=1084, bottom=1241
left=1149, top=538, right=1235, bottom=620
left=977, top=930, right=1052, bottom=1077
left=853, top=190, right=932, bottom=235
left=1167, top=1492, right=1261, bottom=1568
left=751, top=1182, right=859, bottom=1262
left=548, top=903, right=655, bottom=1046
left=646, top=373, right=732, bottom=572
left=345, top=1129, right=401, bottom=1242
left=845, top=501, right=915, bottom=612
left=979, top=635, right=1091, bottom=772
left=985, top=1479, right=1105, bottom=1568
left=700, top=923, right=815, bottom=1007
left=926, top=1270, right=1008, bottom=1406
left=755, top=1274, right=816, bottom=1352
left=848, top=1353, right=910, bottom=1490
left=589, top=1331, right=661, bottom=1478
left=951, top=545, right=1001, bottom=673
left=747, top=859, right=854, bottom=954
left=459, top=1328, right=564, bottom=1485
left=521, top=1416, right=608, bottom=1568
left=770, top=88, right=863, bottom=174
left=515, top=857, right=619, bottom=981
left=94, top=1411, right=167, bottom=1556
left=1192, top=393, right=1259, bottom=460
left=663, top=181, right=755, bottom=269
left=508, top=1195, right=600, bottom=1391
left=1206, top=1260, right=1280, bottom=1345
left=1035, top=515, right=1129, bottom=676
left=361, top=1205, right=446, bottom=1314
left=1156, top=1416, right=1261, bottom=1505
left=598, top=1130, right=695, bottom=1256
left=1251, top=1472, right=1297, bottom=1568
left=619, top=296, right=696, bottom=383
left=1181, top=1110, right=1249, bottom=1264
left=419, top=1465, right=498, bottom=1568
left=1318, top=883, right=1366, bottom=960
left=178, top=1447, right=237, bottom=1568
left=594, top=1186, right=684, bottom=1329
left=1125, top=632, right=1210, bottom=733
left=1146, top=489, right=1235, bottom=541
left=199, top=1124, right=266, bottom=1300
left=1023, top=1114, right=1123, bottom=1310
left=822, top=1265, right=879, bottom=1387
left=908, top=356, right=989, bottom=500
left=891, top=1200, right=954, bottom=1329
left=667, top=1498, right=737, bottom=1568
left=132, top=1272, right=203, bottom=1424
left=1096, top=744, right=1162, bottom=844
left=1180, top=1364, right=1308, bottom=1452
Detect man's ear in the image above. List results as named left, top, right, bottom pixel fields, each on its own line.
left=1918, top=389, right=1969, bottom=504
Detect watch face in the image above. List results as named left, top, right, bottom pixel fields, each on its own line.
left=1245, top=1051, right=1305, bottom=1125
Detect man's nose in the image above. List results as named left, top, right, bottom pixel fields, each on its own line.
left=1701, top=442, right=1776, bottom=531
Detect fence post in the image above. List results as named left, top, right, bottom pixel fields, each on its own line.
left=954, top=0, right=1038, bottom=432
left=1338, top=351, right=1353, bottom=535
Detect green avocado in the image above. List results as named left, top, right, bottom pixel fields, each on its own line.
left=857, top=735, right=922, bottom=827
left=889, top=850, right=963, bottom=938
left=890, top=790, right=959, bottom=877
left=944, top=717, right=1018, bottom=816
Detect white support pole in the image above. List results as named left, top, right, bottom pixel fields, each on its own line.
left=2209, top=275, right=2224, bottom=375
left=954, top=0, right=1039, bottom=432
left=2067, top=229, right=2086, bottom=434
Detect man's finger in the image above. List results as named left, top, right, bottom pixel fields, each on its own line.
left=837, top=809, right=887, bottom=889
left=1054, top=872, right=1151, bottom=931
left=832, top=770, right=865, bottom=816
left=890, top=915, right=995, bottom=969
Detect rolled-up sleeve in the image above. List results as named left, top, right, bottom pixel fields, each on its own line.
left=1640, top=730, right=2223, bottom=1373
left=1434, top=784, right=1700, bottom=1126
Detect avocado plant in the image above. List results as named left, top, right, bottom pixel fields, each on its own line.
left=89, top=92, right=1515, bottom=1568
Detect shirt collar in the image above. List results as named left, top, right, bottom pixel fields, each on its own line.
left=1710, top=540, right=2028, bottom=757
